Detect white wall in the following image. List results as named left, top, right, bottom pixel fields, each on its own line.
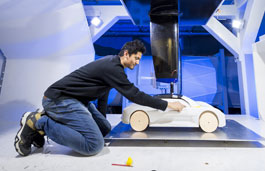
left=253, top=35, right=265, bottom=121
left=0, top=0, right=95, bottom=123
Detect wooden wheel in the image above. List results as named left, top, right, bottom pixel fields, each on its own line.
left=130, top=111, right=149, bottom=131
left=199, top=112, right=219, bottom=133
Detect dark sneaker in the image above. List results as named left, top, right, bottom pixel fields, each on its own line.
left=14, top=112, right=45, bottom=156
left=32, top=133, right=45, bottom=148
left=32, top=110, right=46, bottom=148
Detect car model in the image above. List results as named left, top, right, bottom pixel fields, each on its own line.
left=122, top=95, right=226, bottom=133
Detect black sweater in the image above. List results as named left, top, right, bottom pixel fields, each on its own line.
left=44, top=55, right=168, bottom=115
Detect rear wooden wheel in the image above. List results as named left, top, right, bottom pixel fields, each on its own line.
left=199, top=112, right=219, bottom=133
left=130, top=111, right=149, bottom=132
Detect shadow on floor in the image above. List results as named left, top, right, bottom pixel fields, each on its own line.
left=15, top=139, right=111, bottom=158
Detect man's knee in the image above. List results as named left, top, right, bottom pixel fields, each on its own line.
left=82, top=136, right=104, bottom=156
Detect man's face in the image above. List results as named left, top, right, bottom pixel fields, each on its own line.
left=125, top=51, right=142, bottom=70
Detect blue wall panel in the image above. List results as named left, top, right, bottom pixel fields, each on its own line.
left=122, top=55, right=240, bottom=110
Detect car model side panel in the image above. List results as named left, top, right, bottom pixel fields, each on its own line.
left=122, top=96, right=226, bottom=128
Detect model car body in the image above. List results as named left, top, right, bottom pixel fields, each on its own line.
left=122, top=95, right=226, bottom=133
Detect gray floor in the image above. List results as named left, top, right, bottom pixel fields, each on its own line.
left=1, top=114, right=265, bottom=171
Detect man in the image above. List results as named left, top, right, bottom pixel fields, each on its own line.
left=14, top=40, right=185, bottom=156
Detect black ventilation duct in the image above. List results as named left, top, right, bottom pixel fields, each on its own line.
left=149, top=0, right=179, bottom=83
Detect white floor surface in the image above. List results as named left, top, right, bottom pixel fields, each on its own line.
left=0, top=114, right=265, bottom=171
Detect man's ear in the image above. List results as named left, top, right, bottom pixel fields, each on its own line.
left=124, top=50, right=129, bottom=58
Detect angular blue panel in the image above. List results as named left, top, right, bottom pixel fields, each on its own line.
left=255, top=12, right=265, bottom=42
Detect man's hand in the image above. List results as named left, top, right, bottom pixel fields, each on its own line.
left=167, top=102, right=186, bottom=112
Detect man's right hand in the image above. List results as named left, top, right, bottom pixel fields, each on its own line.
left=167, top=101, right=186, bottom=112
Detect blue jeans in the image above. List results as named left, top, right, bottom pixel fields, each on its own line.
left=35, top=96, right=111, bottom=156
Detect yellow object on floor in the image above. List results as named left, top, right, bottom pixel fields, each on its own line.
left=126, top=157, right=133, bottom=166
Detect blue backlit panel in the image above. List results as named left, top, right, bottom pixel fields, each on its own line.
left=123, top=55, right=240, bottom=109
left=182, top=56, right=217, bottom=103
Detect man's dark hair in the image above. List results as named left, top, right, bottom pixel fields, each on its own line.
left=118, top=39, right=146, bottom=56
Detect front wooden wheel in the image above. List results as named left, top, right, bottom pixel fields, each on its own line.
left=199, top=112, right=219, bottom=133
left=130, top=111, right=149, bottom=132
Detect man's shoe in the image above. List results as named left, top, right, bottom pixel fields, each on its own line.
left=14, top=112, right=45, bottom=156
left=32, top=133, right=45, bottom=148
left=32, top=110, right=46, bottom=148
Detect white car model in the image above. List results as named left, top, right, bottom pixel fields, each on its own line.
left=122, top=95, right=226, bottom=133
